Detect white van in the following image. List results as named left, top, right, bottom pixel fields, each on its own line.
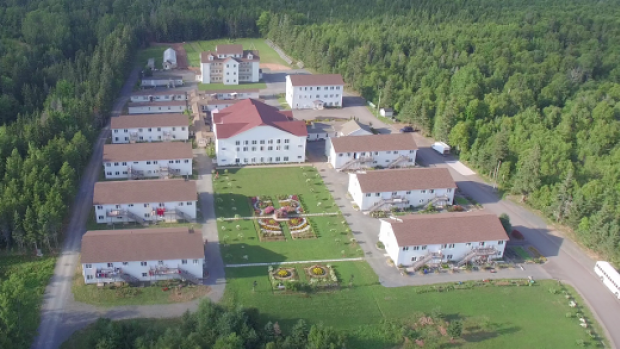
left=594, top=261, right=620, bottom=299
left=431, top=142, right=451, bottom=156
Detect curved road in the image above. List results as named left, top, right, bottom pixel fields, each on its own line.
left=31, top=68, right=225, bottom=349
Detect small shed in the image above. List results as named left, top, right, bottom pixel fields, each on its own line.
left=380, top=107, right=394, bottom=117
left=163, top=48, right=177, bottom=70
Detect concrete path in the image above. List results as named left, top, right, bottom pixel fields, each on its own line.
left=31, top=71, right=225, bottom=349
left=226, top=257, right=364, bottom=268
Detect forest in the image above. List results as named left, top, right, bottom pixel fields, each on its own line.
left=261, top=0, right=620, bottom=264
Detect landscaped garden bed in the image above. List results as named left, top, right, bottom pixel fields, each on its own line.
left=304, top=264, right=339, bottom=289
left=268, top=266, right=300, bottom=292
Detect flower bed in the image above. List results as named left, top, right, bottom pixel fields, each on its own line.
left=304, top=264, right=338, bottom=288
left=251, top=196, right=274, bottom=216
left=268, top=266, right=299, bottom=291
left=256, top=217, right=285, bottom=242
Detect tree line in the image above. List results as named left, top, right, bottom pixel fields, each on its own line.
left=259, top=0, right=620, bottom=264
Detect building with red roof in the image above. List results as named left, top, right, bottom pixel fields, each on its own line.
left=213, top=99, right=308, bottom=166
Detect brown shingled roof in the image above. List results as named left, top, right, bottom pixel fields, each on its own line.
left=111, top=114, right=188, bottom=129
left=93, top=180, right=196, bottom=205
left=356, top=168, right=456, bottom=193
left=385, top=211, right=510, bottom=246
left=81, top=227, right=204, bottom=263
left=103, top=142, right=193, bottom=163
left=330, top=133, right=418, bottom=153
left=132, top=90, right=188, bottom=96
left=288, top=74, right=344, bottom=86
left=217, top=44, right=243, bottom=55
left=128, top=101, right=187, bottom=107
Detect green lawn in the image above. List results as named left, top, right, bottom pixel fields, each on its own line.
left=512, top=246, right=534, bottom=261
left=198, top=81, right=267, bottom=91
left=277, top=93, right=291, bottom=110
left=0, top=254, right=56, bottom=349
left=455, top=196, right=470, bottom=205
left=184, top=38, right=290, bottom=67
left=134, top=46, right=168, bottom=69
left=71, top=267, right=210, bottom=307
left=223, top=261, right=606, bottom=349
left=214, top=167, right=363, bottom=263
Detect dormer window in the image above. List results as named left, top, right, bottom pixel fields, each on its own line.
left=208, top=55, right=213, bottom=61
left=248, top=54, right=253, bottom=59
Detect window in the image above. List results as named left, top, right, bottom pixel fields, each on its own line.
left=114, top=130, right=118, bottom=133
left=268, top=146, right=273, bottom=151
left=411, top=257, right=417, bottom=262
left=181, top=259, right=187, bottom=264
left=441, top=244, right=448, bottom=249
left=98, top=215, right=104, bottom=220
left=402, top=246, right=409, bottom=251
left=339, top=153, right=343, bottom=157
left=283, top=157, right=289, bottom=161
left=182, top=127, right=186, bottom=131
left=187, top=202, right=193, bottom=205
left=96, top=205, right=103, bottom=210
left=244, top=140, right=249, bottom=145
left=142, top=273, right=148, bottom=277
left=366, top=193, right=371, bottom=197
left=466, top=243, right=472, bottom=246
left=141, top=261, right=147, bottom=266
left=144, top=203, right=149, bottom=207
left=159, top=203, right=165, bottom=207
left=392, top=192, right=398, bottom=196
left=479, top=242, right=485, bottom=246
left=260, top=140, right=265, bottom=144
left=405, top=191, right=411, bottom=194
left=446, top=255, right=453, bottom=260
left=252, top=147, right=256, bottom=151
left=86, top=275, right=93, bottom=280
left=122, top=262, right=128, bottom=265
left=448, top=244, right=455, bottom=248
left=447, top=188, right=452, bottom=192
left=85, top=264, right=92, bottom=269
left=252, top=140, right=257, bottom=144
left=114, top=171, right=120, bottom=175
left=244, top=158, right=248, bottom=163
left=284, top=139, right=290, bottom=144
left=430, top=189, right=435, bottom=194
left=178, top=202, right=184, bottom=206
left=243, top=147, right=248, bottom=151
left=421, top=190, right=426, bottom=193
left=284, top=145, right=289, bottom=150
left=107, top=263, right=113, bottom=267
left=113, top=162, right=119, bottom=166
left=413, top=246, right=420, bottom=251
left=158, top=260, right=164, bottom=265
left=153, top=161, right=158, bottom=164
left=498, top=240, right=504, bottom=245
left=276, top=146, right=281, bottom=150
left=144, top=213, right=150, bottom=218
left=236, top=141, right=241, bottom=145
left=128, top=204, right=134, bottom=207
left=146, top=161, right=151, bottom=165
left=421, top=245, right=427, bottom=250
left=157, top=128, right=161, bottom=131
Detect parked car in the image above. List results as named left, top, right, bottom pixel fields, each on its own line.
left=400, top=126, right=415, bottom=133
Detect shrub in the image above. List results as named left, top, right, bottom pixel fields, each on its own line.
left=312, top=267, right=325, bottom=275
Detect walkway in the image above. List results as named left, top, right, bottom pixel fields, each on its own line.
left=226, top=257, right=364, bottom=268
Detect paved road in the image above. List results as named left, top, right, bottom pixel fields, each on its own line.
left=31, top=69, right=226, bottom=349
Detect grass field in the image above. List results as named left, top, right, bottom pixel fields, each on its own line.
left=0, top=254, right=56, bottom=348
left=184, top=38, right=290, bottom=67
left=198, top=81, right=266, bottom=91
left=134, top=46, right=167, bottom=69
left=71, top=267, right=210, bottom=307
left=223, top=261, right=606, bottom=349
left=214, top=167, right=363, bottom=263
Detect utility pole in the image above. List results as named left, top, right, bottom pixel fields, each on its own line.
left=377, top=86, right=382, bottom=116
left=493, top=161, right=501, bottom=191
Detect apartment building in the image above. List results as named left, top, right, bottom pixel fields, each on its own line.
left=199, top=44, right=260, bottom=85
left=285, top=74, right=344, bottom=109
left=326, top=133, right=418, bottom=171
left=110, top=114, right=189, bottom=144
left=103, top=142, right=193, bottom=180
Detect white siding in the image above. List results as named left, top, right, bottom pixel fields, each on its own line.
left=349, top=181, right=455, bottom=211
left=128, top=104, right=188, bottom=114
left=216, top=125, right=306, bottom=166
left=111, top=126, right=189, bottom=144
left=140, top=78, right=183, bottom=88
left=130, top=93, right=187, bottom=103
left=82, top=258, right=204, bottom=284
left=94, top=200, right=197, bottom=224
left=103, top=158, right=192, bottom=180
left=285, top=76, right=344, bottom=109
left=378, top=221, right=507, bottom=267
left=326, top=147, right=417, bottom=170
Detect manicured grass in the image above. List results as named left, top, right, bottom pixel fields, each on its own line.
left=512, top=246, right=534, bottom=261
left=61, top=318, right=181, bottom=349
left=184, top=38, right=290, bottom=67
left=223, top=262, right=606, bottom=349
left=0, top=254, right=56, bottom=349
left=198, top=82, right=267, bottom=91
left=134, top=46, right=168, bottom=69
left=455, top=196, right=470, bottom=205
left=214, top=167, right=362, bottom=263
left=71, top=267, right=210, bottom=307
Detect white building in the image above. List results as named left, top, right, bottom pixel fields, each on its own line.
left=80, top=227, right=204, bottom=284
left=93, top=179, right=197, bottom=224
left=199, top=45, right=260, bottom=85
left=285, top=74, right=344, bottom=109
left=111, top=114, right=189, bottom=144
left=103, top=142, right=193, bottom=180
left=128, top=100, right=188, bottom=114
left=141, top=75, right=183, bottom=88
left=213, top=99, right=308, bottom=166
left=198, top=89, right=259, bottom=101
left=333, top=119, right=373, bottom=137
left=380, top=107, right=394, bottom=118
left=326, top=133, right=418, bottom=171
left=379, top=211, right=509, bottom=268
left=307, top=122, right=336, bottom=142
left=130, top=90, right=188, bottom=103
left=348, top=168, right=456, bottom=213
left=163, top=48, right=177, bottom=70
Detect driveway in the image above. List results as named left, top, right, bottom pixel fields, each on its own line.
left=32, top=68, right=225, bottom=349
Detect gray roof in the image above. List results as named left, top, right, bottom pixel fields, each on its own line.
left=307, top=122, right=335, bottom=134
left=334, top=120, right=372, bottom=136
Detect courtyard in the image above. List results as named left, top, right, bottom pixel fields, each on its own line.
left=212, top=167, right=364, bottom=264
